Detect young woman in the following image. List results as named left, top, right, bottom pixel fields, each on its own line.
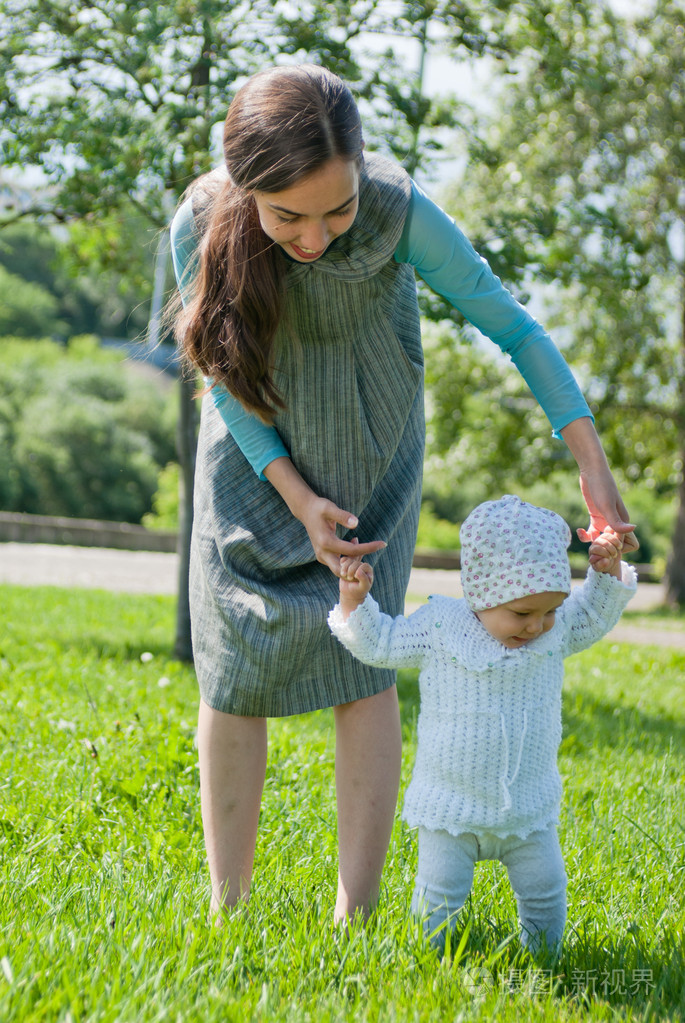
left=170, top=63, right=636, bottom=922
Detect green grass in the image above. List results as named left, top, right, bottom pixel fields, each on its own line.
left=622, top=604, right=685, bottom=632
left=1, top=584, right=683, bottom=1022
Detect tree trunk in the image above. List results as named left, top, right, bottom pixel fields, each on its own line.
left=174, top=372, right=198, bottom=660
left=665, top=465, right=685, bottom=606
left=664, top=280, right=685, bottom=606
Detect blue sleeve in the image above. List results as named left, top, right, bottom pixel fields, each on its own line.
left=169, top=198, right=200, bottom=306
left=169, top=200, right=290, bottom=480
left=394, top=181, right=593, bottom=436
left=205, top=378, right=290, bottom=480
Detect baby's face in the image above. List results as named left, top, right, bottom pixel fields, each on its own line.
left=475, top=590, right=568, bottom=649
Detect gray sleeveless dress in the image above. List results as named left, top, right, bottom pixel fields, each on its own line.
left=190, top=153, right=425, bottom=716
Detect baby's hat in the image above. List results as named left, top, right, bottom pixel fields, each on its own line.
left=460, top=495, right=572, bottom=610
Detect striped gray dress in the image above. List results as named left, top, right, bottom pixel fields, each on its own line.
left=188, top=154, right=424, bottom=716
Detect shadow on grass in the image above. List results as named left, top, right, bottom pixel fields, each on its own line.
left=561, top=688, right=685, bottom=758
left=420, top=909, right=683, bottom=1016
left=396, top=669, right=684, bottom=759
left=552, top=923, right=684, bottom=1016
left=62, top=634, right=181, bottom=664
left=3, top=584, right=181, bottom=664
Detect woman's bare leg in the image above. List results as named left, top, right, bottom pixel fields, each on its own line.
left=333, top=685, right=402, bottom=923
left=197, top=699, right=267, bottom=916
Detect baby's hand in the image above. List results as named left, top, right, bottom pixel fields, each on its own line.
left=588, top=527, right=623, bottom=578
left=338, top=552, right=374, bottom=619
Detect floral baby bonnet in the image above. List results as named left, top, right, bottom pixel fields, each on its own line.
left=460, top=495, right=572, bottom=610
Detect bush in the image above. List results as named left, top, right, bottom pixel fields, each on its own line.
left=142, top=462, right=180, bottom=532
left=0, top=337, right=177, bottom=523
left=416, top=505, right=461, bottom=550
left=0, top=266, right=67, bottom=338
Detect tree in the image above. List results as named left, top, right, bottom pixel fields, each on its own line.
left=436, top=0, right=685, bottom=601
left=0, top=338, right=176, bottom=520
left=0, top=217, right=152, bottom=338
left=0, top=265, right=64, bottom=337
left=1, top=0, right=513, bottom=655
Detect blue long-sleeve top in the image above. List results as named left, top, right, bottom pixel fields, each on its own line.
left=170, top=180, right=592, bottom=480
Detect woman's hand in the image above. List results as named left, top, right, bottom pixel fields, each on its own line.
left=559, top=419, right=638, bottom=552
left=263, top=456, right=386, bottom=576
left=298, top=495, right=386, bottom=576
left=576, top=471, right=638, bottom=553
left=587, top=527, right=624, bottom=577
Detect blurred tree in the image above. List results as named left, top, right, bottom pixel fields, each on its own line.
left=0, top=219, right=152, bottom=338
left=0, top=1, right=513, bottom=226
left=434, top=0, right=685, bottom=601
left=0, top=338, right=177, bottom=522
left=0, top=264, right=65, bottom=338
left=423, top=321, right=566, bottom=489
left=0, top=0, right=517, bottom=656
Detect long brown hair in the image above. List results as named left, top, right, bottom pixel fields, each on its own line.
left=176, top=64, right=364, bottom=422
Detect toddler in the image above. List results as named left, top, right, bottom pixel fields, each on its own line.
left=328, top=495, right=637, bottom=953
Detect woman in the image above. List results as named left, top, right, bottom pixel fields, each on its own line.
left=170, top=63, right=635, bottom=922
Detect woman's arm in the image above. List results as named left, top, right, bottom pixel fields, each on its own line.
left=396, top=182, right=636, bottom=539
left=169, top=198, right=200, bottom=305
left=209, top=382, right=289, bottom=480
left=560, top=418, right=635, bottom=540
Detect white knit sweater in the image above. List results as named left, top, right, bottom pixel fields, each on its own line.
left=329, top=565, right=637, bottom=839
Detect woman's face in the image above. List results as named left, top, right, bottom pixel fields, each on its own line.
left=252, top=157, right=360, bottom=262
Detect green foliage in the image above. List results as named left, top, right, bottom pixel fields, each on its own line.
left=142, top=462, right=181, bottom=532
left=422, top=450, right=673, bottom=573
left=415, top=504, right=461, bottom=551
left=0, top=219, right=153, bottom=340
left=0, top=337, right=176, bottom=522
left=0, top=265, right=65, bottom=338
left=0, top=582, right=683, bottom=1020
left=423, top=320, right=569, bottom=492
left=437, top=0, right=684, bottom=591
left=421, top=0, right=684, bottom=595
left=60, top=209, right=162, bottom=338
left=421, top=309, right=672, bottom=566
left=0, top=0, right=493, bottom=225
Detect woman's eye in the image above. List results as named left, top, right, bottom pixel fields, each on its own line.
left=277, top=215, right=298, bottom=223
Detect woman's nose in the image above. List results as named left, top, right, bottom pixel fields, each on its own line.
left=300, top=219, right=330, bottom=251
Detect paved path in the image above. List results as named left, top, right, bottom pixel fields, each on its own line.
left=1, top=542, right=682, bottom=648
left=0, top=542, right=179, bottom=595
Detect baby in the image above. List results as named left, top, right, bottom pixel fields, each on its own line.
left=328, top=495, right=637, bottom=954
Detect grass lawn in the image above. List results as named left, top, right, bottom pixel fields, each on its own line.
left=0, top=584, right=683, bottom=1022
left=621, top=604, right=685, bottom=634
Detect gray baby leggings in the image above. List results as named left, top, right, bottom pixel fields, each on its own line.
left=412, top=823, right=567, bottom=953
